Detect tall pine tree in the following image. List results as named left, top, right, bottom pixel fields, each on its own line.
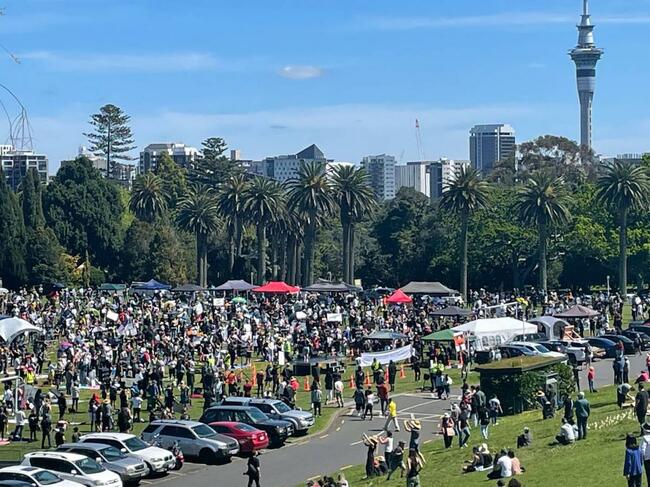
left=0, top=167, right=27, bottom=287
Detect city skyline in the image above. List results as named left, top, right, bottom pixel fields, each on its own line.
left=1, top=0, right=650, bottom=172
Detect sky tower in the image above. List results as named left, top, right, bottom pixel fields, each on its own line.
left=569, top=0, right=603, bottom=150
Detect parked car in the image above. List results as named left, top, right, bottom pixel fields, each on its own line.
left=0, top=480, right=36, bottom=487
left=620, top=330, right=650, bottom=350
left=508, top=341, right=566, bottom=359
left=557, top=339, right=602, bottom=360
left=21, top=451, right=122, bottom=487
left=141, top=420, right=239, bottom=464
left=79, top=433, right=175, bottom=475
left=220, top=397, right=314, bottom=434
left=510, top=333, right=546, bottom=342
left=499, top=345, right=536, bottom=359
left=600, top=334, right=636, bottom=354
left=0, top=466, right=85, bottom=487
left=586, top=337, right=618, bottom=358
left=628, top=323, right=650, bottom=337
left=199, top=405, right=293, bottom=447
left=57, top=443, right=149, bottom=485
left=536, top=340, right=586, bottom=364
left=208, top=422, right=269, bottom=453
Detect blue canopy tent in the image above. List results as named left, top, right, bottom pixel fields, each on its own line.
left=131, top=279, right=171, bottom=291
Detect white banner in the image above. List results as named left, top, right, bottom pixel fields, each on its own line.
left=213, top=298, right=225, bottom=307
left=359, top=345, right=413, bottom=367
left=327, top=313, right=343, bottom=323
left=106, top=310, right=119, bottom=322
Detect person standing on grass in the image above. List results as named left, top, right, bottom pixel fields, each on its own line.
left=334, top=376, right=344, bottom=408
left=388, top=360, right=397, bottom=392
left=624, top=433, right=644, bottom=487
left=311, top=383, right=322, bottom=417
left=575, top=391, right=590, bottom=440
left=636, top=384, right=649, bottom=434
left=439, top=413, right=455, bottom=449
left=489, top=393, right=503, bottom=425
left=458, top=406, right=471, bottom=448
left=479, top=406, right=490, bottom=440
left=405, top=448, right=423, bottom=487
left=639, top=423, right=650, bottom=483
left=587, top=366, right=597, bottom=393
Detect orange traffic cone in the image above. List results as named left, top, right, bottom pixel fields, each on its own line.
left=365, top=372, right=371, bottom=386
left=399, top=364, right=406, bottom=379
left=303, top=377, right=310, bottom=391
left=349, top=374, right=354, bottom=388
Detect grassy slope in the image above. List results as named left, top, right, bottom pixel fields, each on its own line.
left=316, top=386, right=634, bottom=487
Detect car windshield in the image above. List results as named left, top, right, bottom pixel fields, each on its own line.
left=192, top=424, right=217, bottom=438
left=75, top=457, right=105, bottom=474
left=247, top=409, right=268, bottom=421
left=100, top=446, right=127, bottom=461
left=124, top=436, right=149, bottom=451
left=236, top=424, right=257, bottom=432
left=273, top=402, right=291, bottom=413
left=535, top=345, right=550, bottom=353
left=33, top=471, right=63, bottom=485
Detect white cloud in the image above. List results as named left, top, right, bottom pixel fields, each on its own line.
left=278, top=65, right=324, bottom=80
left=19, top=51, right=220, bottom=72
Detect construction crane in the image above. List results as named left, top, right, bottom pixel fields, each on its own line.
left=415, top=118, right=426, bottom=161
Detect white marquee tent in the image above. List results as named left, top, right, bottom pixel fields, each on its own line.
left=452, top=317, right=536, bottom=351
left=0, top=317, right=44, bottom=343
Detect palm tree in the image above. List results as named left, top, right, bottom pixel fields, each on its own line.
left=331, top=165, right=376, bottom=283
left=517, top=172, right=571, bottom=293
left=242, top=176, right=285, bottom=284
left=176, top=185, right=220, bottom=287
left=440, top=166, right=490, bottom=301
left=217, top=174, right=249, bottom=275
left=287, top=162, right=335, bottom=286
left=596, top=160, right=650, bottom=295
left=129, top=172, right=167, bottom=223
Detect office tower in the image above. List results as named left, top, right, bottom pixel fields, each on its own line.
left=569, top=0, right=603, bottom=150
left=469, top=124, right=516, bottom=173
left=261, top=144, right=331, bottom=182
left=395, top=161, right=431, bottom=197
left=429, top=158, right=470, bottom=200
left=139, top=143, right=200, bottom=174
left=361, top=154, right=396, bottom=200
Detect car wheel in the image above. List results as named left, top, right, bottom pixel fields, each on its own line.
left=199, top=448, right=217, bottom=464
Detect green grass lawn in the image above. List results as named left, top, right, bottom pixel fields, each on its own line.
left=315, top=385, right=636, bottom=487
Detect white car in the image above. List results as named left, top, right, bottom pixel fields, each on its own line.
left=79, top=433, right=175, bottom=475
left=0, top=466, right=86, bottom=487
left=21, top=451, right=122, bottom=487
left=508, top=341, right=566, bottom=359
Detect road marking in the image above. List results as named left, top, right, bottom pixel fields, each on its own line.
left=307, top=475, right=320, bottom=481
left=341, top=420, right=345, bottom=424
left=320, top=434, right=329, bottom=439
left=399, top=400, right=438, bottom=413
left=424, top=439, right=432, bottom=444
left=350, top=440, right=363, bottom=446
left=341, top=464, right=353, bottom=470
left=336, top=426, right=341, bottom=432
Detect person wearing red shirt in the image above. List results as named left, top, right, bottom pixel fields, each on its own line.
left=377, top=382, right=389, bottom=416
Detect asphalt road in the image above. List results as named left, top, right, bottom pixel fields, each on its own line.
left=144, top=350, right=650, bottom=487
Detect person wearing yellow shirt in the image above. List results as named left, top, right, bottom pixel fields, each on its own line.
left=384, top=398, right=400, bottom=432
left=25, top=370, right=35, bottom=386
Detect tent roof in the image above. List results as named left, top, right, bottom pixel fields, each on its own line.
left=422, top=329, right=457, bottom=341
left=452, top=317, right=536, bottom=335
left=213, top=280, right=257, bottom=291
left=172, top=284, right=205, bottom=293
left=400, top=281, right=458, bottom=296
left=430, top=306, right=471, bottom=317
left=303, top=279, right=362, bottom=293
left=386, top=289, right=412, bottom=304
left=131, top=279, right=171, bottom=290
left=553, top=305, right=600, bottom=318
left=98, top=283, right=126, bottom=291
left=0, top=317, right=44, bottom=343
left=364, top=329, right=407, bottom=341
left=252, top=281, right=300, bottom=294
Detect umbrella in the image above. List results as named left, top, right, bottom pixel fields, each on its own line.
left=386, top=289, right=412, bottom=304
left=232, top=296, right=247, bottom=304
left=422, top=329, right=457, bottom=341
left=430, top=306, right=471, bottom=317
left=85, top=308, right=101, bottom=317
left=554, top=305, right=600, bottom=318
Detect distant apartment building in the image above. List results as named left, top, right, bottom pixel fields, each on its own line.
left=469, top=124, right=516, bottom=174
left=1, top=145, right=48, bottom=191
left=255, top=144, right=332, bottom=182
left=429, top=158, right=470, bottom=200
left=361, top=154, right=396, bottom=200
left=139, top=143, right=200, bottom=174
left=395, top=161, right=431, bottom=197
left=76, top=146, right=136, bottom=189
left=602, top=153, right=649, bottom=166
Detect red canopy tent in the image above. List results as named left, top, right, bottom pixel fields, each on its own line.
left=252, top=281, right=300, bottom=294
left=385, top=289, right=412, bottom=304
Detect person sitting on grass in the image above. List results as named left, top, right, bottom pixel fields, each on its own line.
left=487, top=449, right=512, bottom=480
left=555, top=417, right=577, bottom=445
left=507, top=450, right=524, bottom=474
left=516, top=427, right=532, bottom=448
left=463, top=446, right=484, bottom=473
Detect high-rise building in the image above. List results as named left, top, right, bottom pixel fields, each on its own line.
left=361, top=154, right=396, bottom=200
left=395, top=161, right=431, bottom=197
left=570, top=0, right=603, bottom=150
left=75, top=146, right=136, bottom=188
left=429, top=158, right=470, bottom=200
left=469, top=124, right=516, bottom=173
left=602, top=153, right=649, bottom=166
left=260, top=144, right=332, bottom=182
left=1, top=146, right=48, bottom=191
left=139, top=143, right=200, bottom=174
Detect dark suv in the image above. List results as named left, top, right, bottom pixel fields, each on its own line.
left=199, top=406, right=293, bottom=447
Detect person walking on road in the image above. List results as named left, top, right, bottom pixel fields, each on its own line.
left=575, top=391, right=590, bottom=440
left=384, top=398, right=400, bottom=432
left=244, top=451, right=261, bottom=487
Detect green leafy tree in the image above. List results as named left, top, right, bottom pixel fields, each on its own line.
left=517, top=172, right=572, bottom=293
left=155, top=152, right=188, bottom=211
left=596, top=160, right=650, bottom=295
left=243, top=177, right=285, bottom=284
left=44, top=157, right=125, bottom=272
left=217, top=174, right=249, bottom=275
left=287, top=162, right=335, bottom=286
left=331, top=165, right=376, bottom=283
left=0, top=167, right=27, bottom=287
left=176, top=186, right=221, bottom=287
left=129, top=172, right=167, bottom=223
left=147, top=224, right=188, bottom=284
left=120, top=220, right=155, bottom=282
left=83, top=104, right=135, bottom=177
left=440, top=166, right=490, bottom=300
left=189, top=137, right=242, bottom=187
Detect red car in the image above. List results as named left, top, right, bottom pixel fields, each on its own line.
left=209, top=421, right=269, bottom=453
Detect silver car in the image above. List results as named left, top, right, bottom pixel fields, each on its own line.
left=141, top=420, right=239, bottom=464
left=221, top=397, right=315, bottom=434
left=57, top=443, right=149, bottom=485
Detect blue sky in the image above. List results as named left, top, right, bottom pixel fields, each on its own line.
left=2, top=0, right=650, bottom=172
